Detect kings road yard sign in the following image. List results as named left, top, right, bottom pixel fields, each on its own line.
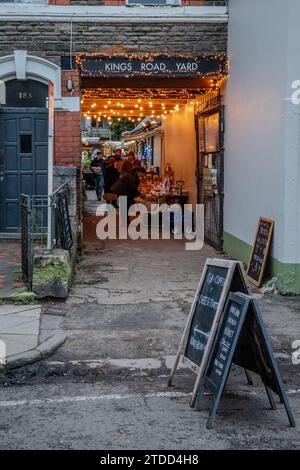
left=76, top=55, right=227, bottom=78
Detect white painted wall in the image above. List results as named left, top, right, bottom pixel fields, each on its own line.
left=163, top=103, right=197, bottom=207
left=225, top=0, right=300, bottom=264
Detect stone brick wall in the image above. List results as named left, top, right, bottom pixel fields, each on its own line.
left=0, top=21, right=227, bottom=65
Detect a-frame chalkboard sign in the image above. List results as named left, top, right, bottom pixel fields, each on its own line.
left=197, top=293, right=295, bottom=429
left=168, top=259, right=250, bottom=407
left=247, top=217, right=274, bottom=287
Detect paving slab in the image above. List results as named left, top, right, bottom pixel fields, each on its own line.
left=0, top=333, right=39, bottom=357
left=0, top=241, right=22, bottom=298
left=0, top=303, right=66, bottom=369
left=0, top=304, right=41, bottom=316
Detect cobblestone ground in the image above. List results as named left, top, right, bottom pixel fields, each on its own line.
left=0, top=241, right=22, bottom=297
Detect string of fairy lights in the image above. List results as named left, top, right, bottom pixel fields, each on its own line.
left=82, top=96, right=192, bottom=124
left=81, top=78, right=226, bottom=126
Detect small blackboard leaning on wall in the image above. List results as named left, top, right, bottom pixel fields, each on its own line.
left=168, top=259, right=250, bottom=407
left=197, top=293, right=295, bottom=429
left=247, top=217, right=274, bottom=287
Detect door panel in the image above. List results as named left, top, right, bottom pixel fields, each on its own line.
left=35, top=174, right=48, bottom=195
left=0, top=110, right=48, bottom=233
left=20, top=117, right=32, bottom=132
left=195, top=91, right=224, bottom=251
left=35, top=119, right=48, bottom=141
left=6, top=202, right=18, bottom=231
left=35, top=145, right=48, bottom=171
left=6, top=146, right=18, bottom=170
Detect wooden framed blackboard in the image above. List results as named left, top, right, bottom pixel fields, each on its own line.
left=168, top=259, right=250, bottom=407
left=184, top=264, right=230, bottom=370
left=204, top=294, right=248, bottom=396
left=247, top=217, right=274, bottom=287
left=197, top=293, right=295, bottom=429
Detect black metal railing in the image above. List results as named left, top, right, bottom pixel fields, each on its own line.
left=20, top=183, right=73, bottom=290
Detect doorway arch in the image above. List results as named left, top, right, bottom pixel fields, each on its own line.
left=0, top=51, right=62, bottom=236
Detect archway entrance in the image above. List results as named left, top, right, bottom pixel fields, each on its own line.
left=77, top=53, right=227, bottom=248
left=0, top=51, right=62, bottom=237
left=0, top=80, right=49, bottom=234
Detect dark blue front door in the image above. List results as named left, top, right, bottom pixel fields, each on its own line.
left=0, top=109, right=48, bottom=233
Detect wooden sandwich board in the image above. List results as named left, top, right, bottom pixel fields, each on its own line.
left=197, top=292, right=295, bottom=429
left=247, top=217, right=274, bottom=287
left=168, top=258, right=250, bottom=407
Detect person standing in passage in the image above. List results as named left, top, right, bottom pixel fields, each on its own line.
left=114, top=148, right=124, bottom=173
left=131, top=159, right=143, bottom=195
left=104, top=157, right=119, bottom=206
left=127, top=150, right=137, bottom=165
left=111, top=160, right=138, bottom=207
left=90, top=151, right=106, bottom=201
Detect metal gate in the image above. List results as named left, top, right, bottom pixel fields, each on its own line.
left=20, top=194, right=31, bottom=286
left=20, top=183, right=72, bottom=290
left=195, top=90, right=224, bottom=250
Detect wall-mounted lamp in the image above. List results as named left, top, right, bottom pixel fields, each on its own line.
left=66, top=78, right=74, bottom=92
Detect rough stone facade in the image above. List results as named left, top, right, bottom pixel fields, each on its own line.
left=0, top=21, right=227, bottom=64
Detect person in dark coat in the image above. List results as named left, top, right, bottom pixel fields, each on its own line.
left=104, top=156, right=119, bottom=205
left=131, top=159, right=142, bottom=195
left=90, top=151, right=106, bottom=201
left=111, top=160, right=137, bottom=207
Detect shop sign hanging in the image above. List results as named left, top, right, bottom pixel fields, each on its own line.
left=75, top=54, right=227, bottom=78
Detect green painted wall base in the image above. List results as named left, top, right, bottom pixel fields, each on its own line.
left=223, top=232, right=300, bottom=295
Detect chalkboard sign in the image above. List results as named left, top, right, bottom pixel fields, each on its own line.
left=247, top=217, right=274, bottom=287
left=57, top=193, right=73, bottom=251
left=168, top=259, right=250, bottom=407
left=184, top=265, right=228, bottom=368
left=198, top=293, right=295, bottom=429
left=205, top=295, right=246, bottom=394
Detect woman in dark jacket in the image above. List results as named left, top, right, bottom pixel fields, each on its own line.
left=111, top=160, right=137, bottom=207
left=104, top=157, right=119, bottom=205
